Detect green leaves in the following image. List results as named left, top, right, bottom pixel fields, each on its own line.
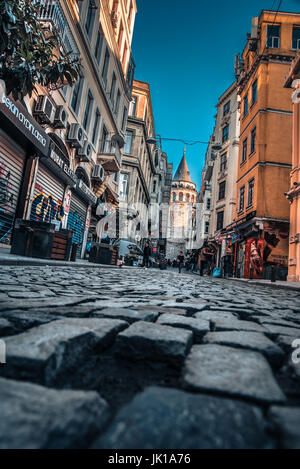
left=0, top=0, right=80, bottom=100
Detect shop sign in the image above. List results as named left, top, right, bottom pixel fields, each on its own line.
left=48, top=149, right=77, bottom=186
left=86, top=206, right=92, bottom=229
left=0, top=82, right=50, bottom=156
left=76, top=179, right=98, bottom=206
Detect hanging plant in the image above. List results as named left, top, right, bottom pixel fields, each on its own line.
left=0, top=0, right=80, bottom=100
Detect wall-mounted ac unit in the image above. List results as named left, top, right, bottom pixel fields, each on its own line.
left=33, top=95, right=55, bottom=124
left=92, top=164, right=105, bottom=182
left=66, top=123, right=84, bottom=148
left=77, top=140, right=92, bottom=162
left=53, top=106, right=69, bottom=129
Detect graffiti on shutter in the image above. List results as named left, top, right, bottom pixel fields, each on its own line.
left=67, top=193, right=87, bottom=256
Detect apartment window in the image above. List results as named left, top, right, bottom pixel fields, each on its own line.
left=222, top=125, right=229, bottom=143
left=92, top=109, right=101, bottom=146
left=130, top=96, right=137, bottom=116
left=242, top=137, right=248, bottom=164
left=223, top=101, right=230, bottom=116
left=250, top=127, right=256, bottom=155
left=85, top=1, right=96, bottom=39
left=206, top=198, right=211, bottom=210
left=70, top=78, right=84, bottom=114
left=220, top=153, right=227, bottom=172
left=267, top=25, right=280, bottom=49
left=119, top=173, right=129, bottom=202
left=153, top=180, right=157, bottom=193
left=110, top=72, right=117, bottom=103
left=217, top=211, right=224, bottom=231
left=102, top=47, right=110, bottom=84
left=247, top=178, right=255, bottom=207
left=239, top=186, right=245, bottom=213
left=243, top=93, right=248, bottom=117
left=95, top=26, right=104, bottom=64
left=292, top=27, right=300, bottom=50
left=124, top=130, right=134, bottom=154
left=218, top=181, right=226, bottom=201
left=121, top=106, right=128, bottom=131
left=115, top=89, right=121, bottom=115
left=82, top=90, right=94, bottom=131
left=252, top=79, right=257, bottom=105
left=205, top=222, right=210, bottom=234
left=100, top=125, right=109, bottom=153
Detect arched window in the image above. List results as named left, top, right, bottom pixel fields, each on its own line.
left=179, top=193, right=183, bottom=201
left=172, top=192, right=176, bottom=202
left=186, top=194, right=190, bottom=202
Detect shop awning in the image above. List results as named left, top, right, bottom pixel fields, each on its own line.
left=94, top=181, right=107, bottom=198
left=94, top=182, right=119, bottom=208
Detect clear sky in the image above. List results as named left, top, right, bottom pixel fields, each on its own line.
left=131, top=0, right=299, bottom=188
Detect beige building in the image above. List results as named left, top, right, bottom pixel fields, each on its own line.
left=119, top=79, right=156, bottom=243
left=0, top=0, right=137, bottom=257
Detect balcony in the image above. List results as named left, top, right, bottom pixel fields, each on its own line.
left=204, top=161, right=214, bottom=182
left=97, top=144, right=121, bottom=173
left=39, top=0, right=79, bottom=57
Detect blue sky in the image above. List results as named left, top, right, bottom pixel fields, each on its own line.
left=132, top=0, right=299, bottom=188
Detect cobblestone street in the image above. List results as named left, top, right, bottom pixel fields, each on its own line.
left=0, top=265, right=300, bottom=449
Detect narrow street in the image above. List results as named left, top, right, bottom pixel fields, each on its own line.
left=0, top=265, right=300, bottom=449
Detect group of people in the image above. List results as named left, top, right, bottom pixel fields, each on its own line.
left=175, top=251, right=198, bottom=274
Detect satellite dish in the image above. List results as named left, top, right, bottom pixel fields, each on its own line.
left=111, top=133, right=125, bottom=149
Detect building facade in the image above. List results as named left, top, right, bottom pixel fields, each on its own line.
left=0, top=0, right=137, bottom=258
left=234, top=10, right=300, bottom=280
left=166, top=149, right=197, bottom=260
left=285, top=52, right=300, bottom=281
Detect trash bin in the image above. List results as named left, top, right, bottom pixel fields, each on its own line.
left=11, top=219, right=55, bottom=259
left=89, top=243, right=118, bottom=265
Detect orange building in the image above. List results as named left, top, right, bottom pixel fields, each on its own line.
left=233, top=10, right=300, bottom=280
left=285, top=52, right=300, bottom=281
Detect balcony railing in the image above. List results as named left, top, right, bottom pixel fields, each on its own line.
left=98, top=143, right=121, bottom=173
left=39, top=0, right=79, bottom=57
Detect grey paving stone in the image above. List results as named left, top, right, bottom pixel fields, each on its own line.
left=95, top=387, right=273, bottom=449
left=115, top=321, right=193, bottom=367
left=182, top=344, right=286, bottom=404
left=202, top=331, right=285, bottom=366
left=0, top=318, right=15, bottom=336
left=194, top=311, right=238, bottom=321
left=157, top=314, right=210, bottom=342
left=268, top=406, right=300, bottom=449
left=91, top=308, right=159, bottom=324
left=1, top=310, right=60, bottom=332
left=264, top=324, right=300, bottom=338
left=159, top=301, right=208, bottom=312
left=1, top=318, right=128, bottom=385
left=0, top=377, right=110, bottom=449
left=0, top=296, right=90, bottom=312
left=211, top=318, right=267, bottom=333
left=136, top=306, right=188, bottom=316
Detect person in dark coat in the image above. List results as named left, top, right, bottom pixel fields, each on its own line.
left=143, top=242, right=151, bottom=268
left=177, top=251, right=185, bottom=273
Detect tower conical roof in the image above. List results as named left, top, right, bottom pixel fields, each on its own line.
left=173, top=146, right=191, bottom=182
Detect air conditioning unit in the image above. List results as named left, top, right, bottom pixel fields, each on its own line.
left=92, top=164, right=105, bottom=182
left=77, top=140, right=92, bottom=162
left=66, top=123, right=84, bottom=148
left=33, top=95, right=55, bottom=124
left=53, top=106, right=69, bottom=129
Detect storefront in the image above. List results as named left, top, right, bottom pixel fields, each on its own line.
left=69, top=178, right=98, bottom=258
left=0, top=84, right=50, bottom=249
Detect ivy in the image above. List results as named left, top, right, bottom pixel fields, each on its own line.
left=0, top=0, right=80, bottom=100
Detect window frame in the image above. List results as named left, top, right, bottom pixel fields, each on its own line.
left=292, top=27, right=300, bottom=50
left=247, top=178, right=255, bottom=208
left=251, top=79, right=258, bottom=106
left=239, top=185, right=245, bottom=213
left=222, top=125, right=229, bottom=144
left=124, top=130, right=134, bottom=155
left=91, top=108, right=101, bottom=146
left=243, top=93, right=248, bottom=117
left=220, top=153, right=227, bottom=172
left=216, top=211, right=224, bottom=231
left=218, top=181, right=226, bottom=201
left=266, top=24, right=280, bottom=49
left=250, top=127, right=256, bottom=155
left=241, top=137, right=248, bottom=164
left=82, top=89, right=94, bottom=132
left=85, top=1, right=96, bottom=40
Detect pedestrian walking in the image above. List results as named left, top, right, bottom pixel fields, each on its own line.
left=177, top=251, right=185, bottom=273
left=143, top=242, right=151, bottom=268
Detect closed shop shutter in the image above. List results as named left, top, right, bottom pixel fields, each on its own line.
left=30, top=164, right=65, bottom=226
left=0, top=135, right=25, bottom=245
left=67, top=192, right=87, bottom=257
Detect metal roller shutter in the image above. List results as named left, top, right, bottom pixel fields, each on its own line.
left=0, top=138, right=25, bottom=246
left=30, top=164, right=65, bottom=225
left=67, top=192, right=87, bottom=258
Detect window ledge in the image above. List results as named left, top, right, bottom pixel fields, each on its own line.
left=249, top=151, right=256, bottom=158
left=240, top=160, right=247, bottom=168
left=246, top=204, right=254, bottom=211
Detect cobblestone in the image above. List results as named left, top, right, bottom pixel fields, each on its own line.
left=0, top=265, right=299, bottom=448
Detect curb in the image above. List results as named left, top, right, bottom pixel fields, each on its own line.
left=229, top=277, right=300, bottom=293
